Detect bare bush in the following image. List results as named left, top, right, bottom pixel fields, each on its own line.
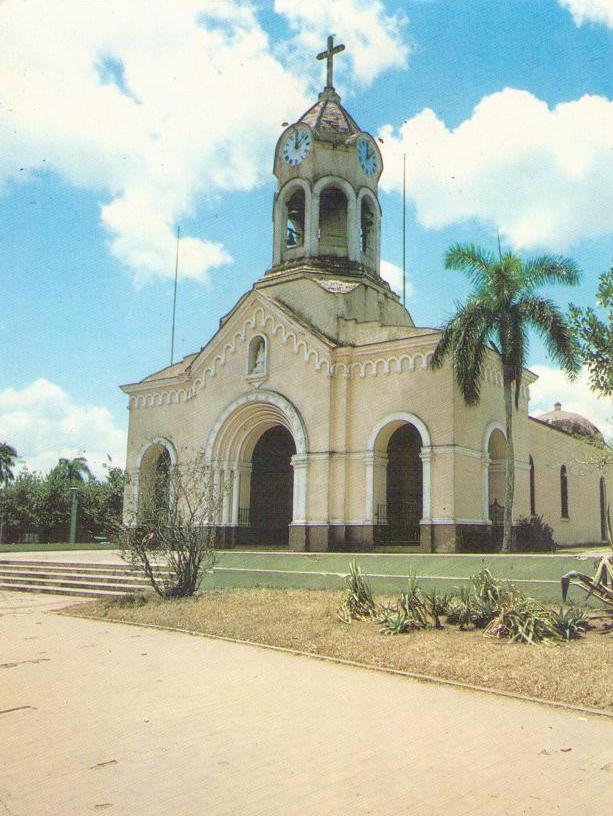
left=110, top=460, right=222, bottom=598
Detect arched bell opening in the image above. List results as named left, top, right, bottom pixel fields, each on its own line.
left=360, top=195, right=377, bottom=270
left=249, top=426, right=297, bottom=547
left=286, top=189, right=305, bottom=250
left=318, top=186, right=348, bottom=256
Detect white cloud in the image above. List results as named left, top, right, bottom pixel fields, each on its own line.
left=0, top=379, right=127, bottom=477
left=559, top=0, right=613, bottom=27
left=379, top=88, right=613, bottom=250
left=274, top=0, right=409, bottom=89
left=380, top=259, right=414, bottom=299
left=529, top=365, right=613, bottom=438
left=0, top=0, right=311, bottom=284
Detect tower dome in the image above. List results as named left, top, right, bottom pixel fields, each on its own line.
left=270, top=36, right=383, bottom=279
left=536, top=402, right=604, bottom=442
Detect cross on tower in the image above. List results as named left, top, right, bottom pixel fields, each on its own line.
left=317, top=35, right=346, bottom=92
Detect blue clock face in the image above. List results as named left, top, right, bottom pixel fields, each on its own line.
left=358, top=137, right=378, bottom=176
left=281, top=128, right=312, bottom=167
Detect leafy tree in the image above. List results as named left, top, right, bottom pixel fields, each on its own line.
left=0, top=443, right=17, bottom=486
left=51, top=456, right=93, bottom=485
left=431, top=243, right=581, bottom=552
left=569, top=268, right=613, bottom=398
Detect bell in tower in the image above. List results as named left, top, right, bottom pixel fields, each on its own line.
left=270, top=36, right=383, bottom=279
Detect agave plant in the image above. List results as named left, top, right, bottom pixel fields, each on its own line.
left=483, top=596, right=559, bottom=645
left=379, top=608, right=417, bottom=635
left=561, top=507, right=613, bottom=612
left=337, top=560, right=379, bottom=623
left=552, top=605, right=590, bottom=641
left=398, top=574, right=430, bottom=629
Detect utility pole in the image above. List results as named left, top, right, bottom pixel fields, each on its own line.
left=69, top=486, right=79, bottom=545
left=402, top=152, right=407, bottom=307
left=170, top=225, right=181, bottom=365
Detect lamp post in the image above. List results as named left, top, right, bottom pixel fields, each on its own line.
left=69, top=486, right=79, bottom=545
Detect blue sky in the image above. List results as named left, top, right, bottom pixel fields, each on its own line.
left=1, top=0, right=612, bottom=474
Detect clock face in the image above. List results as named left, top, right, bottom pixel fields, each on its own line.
left=281, top=128, right=312, bottom=167
left=357, top=137, right=378, bottom=176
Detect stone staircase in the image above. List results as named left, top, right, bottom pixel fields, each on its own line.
left=0, top=559, right=174, bottom=600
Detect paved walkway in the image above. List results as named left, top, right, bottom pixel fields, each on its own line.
left=1, top=591, right=612, bottom=816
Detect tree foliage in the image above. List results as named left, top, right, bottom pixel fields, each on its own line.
left=569, top=268, right=613, bottom=398
left=0, top=458, right=125, bottom=543
left=431, top=243, right=581, bottom=551
left=111, top=460, right=219, bottom=598
left=0, top=442, right=17, bottom=486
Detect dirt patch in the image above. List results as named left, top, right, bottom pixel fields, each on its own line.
left=64, top=588, right=613, bottom=712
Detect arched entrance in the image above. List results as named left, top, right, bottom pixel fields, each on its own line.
left=367, top=413, right=431, bottom=549
left=136, top=440, right=175, bottom=520
left=384, top=424, right=423, bottom=545
left=205, top=391, right=308, bottom=549
left=250, top=426, right=296, bottom=546
left=486, top=427, right=507, bottom=545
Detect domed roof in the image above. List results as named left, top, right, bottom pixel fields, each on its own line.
left=298, top=89, right=361, bottom=141
left=536, top=402, right=603, bottom=442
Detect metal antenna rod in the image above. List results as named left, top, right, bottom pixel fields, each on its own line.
left=170, top=225, right=180, bottom=365
left=402, top=152, right=406, bottom=308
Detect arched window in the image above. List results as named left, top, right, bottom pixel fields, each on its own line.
left=286, top=189, right=305, bottom=249
left=248, top=336, right=267, bottom=376
left=560, top=465, right=569, bottom=519
left=600, top=477, right=607, bottom=541
left=319, top=186, right=348, bottom=255
left=360, top=197, right=375, bottom=258
left=529, top=455, right=536, bottom=516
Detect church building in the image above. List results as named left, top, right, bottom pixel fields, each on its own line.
left=121, top=40, right=610, bottom=552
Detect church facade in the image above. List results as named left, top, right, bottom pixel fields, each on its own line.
left=121, top=52, right=610, bottom=552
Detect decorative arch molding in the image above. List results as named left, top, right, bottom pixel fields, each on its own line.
left=482, top=420, right=507, bottom=522
left=135, top=436, right=178, bottom=471
left=204, top=389, right=308, bottom=464
left=365, top=411, right=432, bottom=524
left=356, top=187, right=382, bottom=216
left=204, top=390, right=309, bottom=529
left=482, top=420, right=506, bottom=453
left=127, top=333, right=440, bottom=411
left=368, top=411, right=432, bottom=452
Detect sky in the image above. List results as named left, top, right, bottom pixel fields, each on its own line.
left=1, top=0, right=613, bottom=475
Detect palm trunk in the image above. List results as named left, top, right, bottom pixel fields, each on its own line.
left=502, top=379, right=515, bottom=553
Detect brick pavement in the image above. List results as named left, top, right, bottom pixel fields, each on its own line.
left=1, top=591, right=612, bottom=816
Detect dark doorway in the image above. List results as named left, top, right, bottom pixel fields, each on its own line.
left=250, top=426, right=296, bottom=546
left=384, top=424, right=422, bottom=545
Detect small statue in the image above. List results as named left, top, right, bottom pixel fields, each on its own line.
left=252, top=340, right=266, bottom=374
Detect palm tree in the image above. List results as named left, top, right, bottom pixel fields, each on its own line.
left=431, top=243, right=581, bottom=551
left=0, top=443, right=17, bottom=486
left=52, top=456, right=93, bottom=484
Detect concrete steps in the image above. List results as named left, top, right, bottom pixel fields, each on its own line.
left=0, top=559, right=174, bottom=600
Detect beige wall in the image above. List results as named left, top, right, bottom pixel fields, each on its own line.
left=122, top=289, right=610, bottom=548
left=528, top=419, right=611, bottom=545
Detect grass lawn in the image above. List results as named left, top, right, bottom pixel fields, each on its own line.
left=0, top=541, right=118, bottom=553
left=64, top=587, right=613, bottom=714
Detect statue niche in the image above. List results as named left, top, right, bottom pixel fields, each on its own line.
left=248, top=336, right=267, bottom=378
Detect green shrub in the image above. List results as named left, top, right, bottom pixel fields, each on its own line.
left=514, top=515, right=557, bottom=552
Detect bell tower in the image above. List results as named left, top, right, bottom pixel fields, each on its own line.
left=270, top=36, right=383, bottom=279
